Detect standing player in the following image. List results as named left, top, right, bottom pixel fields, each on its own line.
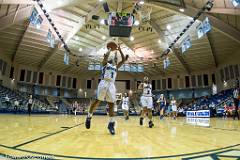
left=157, top=94, right=166, bottom=120
left=122, top=93, right=129, bottom=120
left=171, top=96, right=177, bottom=120
left=27, top=95, right=33, bottom=116
left=138, top=76, right=154, bottom=128
left=85, top=44, right=128, bottom=135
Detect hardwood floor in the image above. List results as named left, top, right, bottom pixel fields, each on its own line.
left=0, top=114, right=239, bottom=159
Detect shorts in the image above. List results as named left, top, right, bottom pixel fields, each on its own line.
left=122, top=104, right=129, bottom=110
left=97, top=80, right=116, bottom=103
left=160, top=105, right=165, bottom=110
left=172, top=105, right=177, bottom=112
left=140, top=96, right=153, bottom=109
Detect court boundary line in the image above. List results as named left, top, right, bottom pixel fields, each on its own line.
left=12, top=122, right=84, bottom=148
left=182, top=149, right=240, bottom=160
left=0, top=143, right=239, bottom=159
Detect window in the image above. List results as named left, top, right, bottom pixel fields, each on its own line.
left=62, top=76, right=66, bottom=87
left=167, top=78, right=172, bottom=89
left=56, top=75, right=61, bottom=86
left=38, top=72, right=44, bottom=84
left=9, top=67, right=14, bottom=79
left=68, top=77, right=72, bottom=88
left=225, top=67, right=230, bottom=81
left=32, top=72, right=38, bottom=83
left=20, top=69, right=25, bottom=81
left=191, top=75, right=196, bottom=87
left=220, top=69, right=224, bottom=81
left=73, top=78, right=77, bottom=89
left=229, top=65, right=234, bottom=79
left=211, top=74, right=216, bottom=84
left=203, top=74, right=209, bottom=86
left=197, top=75, right=202, bottom=87
left=126, top=80, right=130, bottom=90
left=157, top=80, right=161, bottom=90
left=234, top=65, right=239, bottom=77
left=87, top=80, right=92, bottom=89
left=2, top=61, right=7, bottom=75
left=0, top=59, right=2, bottom=72
left=26, top=70, right=31, bottom=82
left=162, top=79, right=166, bottom=90
left=185, top=76, right=190, bottom=88
left=152, top=80, right=156, bottom=90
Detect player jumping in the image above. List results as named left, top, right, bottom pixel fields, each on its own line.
left=85, top=45, right=128, bottom=135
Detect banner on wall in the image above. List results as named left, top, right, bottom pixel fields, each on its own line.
left=186, top=110, right=210, bottom=118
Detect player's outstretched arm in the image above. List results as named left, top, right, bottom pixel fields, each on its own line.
left=102, top=48, right=111, bottom=66
left=117, top=46, right=128, bottom=69
left=138, top=83, right=143, bottom=90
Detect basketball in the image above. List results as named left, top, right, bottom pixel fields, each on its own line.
left=107, top=42, right=118, bottom=51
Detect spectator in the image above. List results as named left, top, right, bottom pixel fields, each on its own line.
left=233, top=88, right=239, bottom=120
left=14, top=99, right=19, bottom=114
left=212, top=83, right=217, bottom=95
left=5, top=94, right=11, bottom=108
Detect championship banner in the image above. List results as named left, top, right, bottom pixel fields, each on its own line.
left=186, top=110, right=210, bottom=118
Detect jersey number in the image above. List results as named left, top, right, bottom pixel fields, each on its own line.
left=147, top=89, right=150, bottom=94
left=111, top=72, right=114, bottom=78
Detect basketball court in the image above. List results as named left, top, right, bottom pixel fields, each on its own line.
left=0, top=0, right=240, bottom=159
left=0, top=115, right=240, bottom=159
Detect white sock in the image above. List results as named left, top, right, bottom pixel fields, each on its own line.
left=88, top=113, right=93, bottom=118
left=109, top=117, right=115, bottom=123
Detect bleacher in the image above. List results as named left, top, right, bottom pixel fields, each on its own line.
left=0, top=85, right=52, bottom=113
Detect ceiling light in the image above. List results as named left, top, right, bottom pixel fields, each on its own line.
left=102, top=35, right=106, bottom=40
left=100, top=19, right=105, bottom=25
left=139, top=0, right=144, bottom=5
left=158, top=39, right=162, bottom=44
left=99, top=0, right=104, bottom=1
left=36, top=24, right=41, bottom=29
left=179, top=8, right=185, bottom=12
left=166, top=25, right=171, bottom=30
left=134, top=20, right=140, bottom=26
left=57, top=0, right=63, bottom=5
left=130, top=36, right=135, bottom=41
left=79, top=48, right=83, bottom=52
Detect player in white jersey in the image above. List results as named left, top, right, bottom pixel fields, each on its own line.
left=170, top=96, right=177, bottom=120
left=122, top=93, right=129, bottom=120
left=85, top=45, right=128, bottom=135
left=138, top=76, right=154, bottom=128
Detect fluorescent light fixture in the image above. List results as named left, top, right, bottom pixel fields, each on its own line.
left=102, top=35, right=106, bottom=40
left=134, top=20, right=140, bottom=26
left=130, top=36, right=135, bottom=41
left=166, top=25, right=171, bottom=30
left=139, top=0, right=144, bottom=5
left=179, top=8, right=185, bottom=12
left=100, top=19, right=105, bottom=25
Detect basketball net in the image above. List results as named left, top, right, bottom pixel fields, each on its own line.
left=137, top=6, right=152, bottom=24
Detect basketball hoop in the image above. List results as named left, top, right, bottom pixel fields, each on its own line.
left=137, top=6, right=152, bottom=24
